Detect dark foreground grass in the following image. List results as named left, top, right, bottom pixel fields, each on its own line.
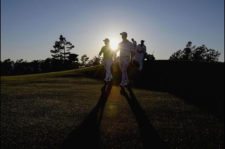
left=1, top=69, right=224, bottom=149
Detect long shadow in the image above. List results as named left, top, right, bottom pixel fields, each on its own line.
left=62, top=83, right=112, bottom=149
left=120, top=86, right=169, bottom=149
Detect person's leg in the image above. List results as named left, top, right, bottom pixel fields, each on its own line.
left=109, top=60, right=113, bottom=80
left=106, top=60, right=113, bottom=81
left=120, top=58, right=129, bottom=86
left=105, top=60, right=110, bottom=82
left=104, top=60, right=109, bottom=82
left=119, top=59, right=125, bottom=86
left=139, top=54, right=144, bottom=71
left=139, top=59, right=143, bottom=71
left=123, top=60, right=129, bottom=85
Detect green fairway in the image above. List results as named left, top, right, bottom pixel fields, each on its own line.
left=1, top=69, right=224, bottom=149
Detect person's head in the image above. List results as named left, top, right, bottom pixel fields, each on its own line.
left=131, top=38, right=134, bottom=42
left=120, top=32, right=128, bottom=41
left=186, top=41, right=192, bottom=48
left=103, top=38, right=110, bottom=46
left=141, top=40, right=145, bottom=45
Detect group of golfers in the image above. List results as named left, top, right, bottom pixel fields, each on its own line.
left=99, top=32, right=147, bottom=87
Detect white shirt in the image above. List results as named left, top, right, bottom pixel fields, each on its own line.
left=118, top=40, right=134, bottom=58
left=132, top=40, right=137, bottom=47
left=134, top=44, right=146, bottom=61
left=136, top=44, right=146, bottom=53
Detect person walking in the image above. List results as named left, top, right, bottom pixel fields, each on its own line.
left=116, top=32, right=134, bottom=87
left=131, top=38, right=137, bottom=48
left=99, top=38, right=114, bottom=83
left=131, top=38, right=137, bottom=62
left=183, top=41, right=192, bottom=60
left=134, top=40, right=146, bottom=71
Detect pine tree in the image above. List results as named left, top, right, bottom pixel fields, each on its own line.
left=50, top=35, right=75, bottom=61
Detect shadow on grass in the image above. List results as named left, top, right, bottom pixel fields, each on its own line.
left=62, top=83, right=112, bottom=149
left=120, top=86, right=170, bottom=149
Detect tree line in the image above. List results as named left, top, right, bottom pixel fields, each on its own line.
left=169, top=41, right=221, bottom=62
left=0, top=35, right=101, bottom=75
left=1, top=36, right=221, bottom=75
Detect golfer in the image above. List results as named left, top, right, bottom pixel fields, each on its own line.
left=131, top=38, right=137, bottom=62
left=131, top=38, right=137, bottom=48
left=134, top=40, right=146, bottom=71
left=116, top=32, right=134, bottom=87
left=99, top=38, right=114, bottom=83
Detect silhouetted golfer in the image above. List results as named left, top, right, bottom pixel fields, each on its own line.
left=99, top=38, right=114, bottom=83
left=131, top=38, right=137, bottom=48
left=131, top=38, right=137, bottom=62
left=183, top=41, right=192, bottom=60
left=116, top=32, right=134, bottom=87
left=133, top=40, right=146, bottom=71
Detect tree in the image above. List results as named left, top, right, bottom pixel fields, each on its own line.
left=192, top=45, right=220, bottom=62
left=68, top=53, right=79, bottom=69
left=80, top=54, right=89, bottom=66
left=50, top=35, right=79, bottom=70
left=169, top=42, right=220, bottom=62
left=40, top=58, right=53, bottom=72
left=30, top=60, right=41, bottom=73
left=68, top=54, right=79, bottom=62
left=50, top=35, right=75, bottom=61
left=169, top=49, right=183, bottom=61
left=1, top=59, right=14, bottom=75
left=88, top=56, right=101, bottom=66
left=145, top=54, right=155, bottom=61
left=205, top=49, right=221, bottom=62
left=13, top=59, right=29, bottom=74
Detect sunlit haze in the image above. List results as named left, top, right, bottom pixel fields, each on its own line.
left=109, top=37, right=120, bottom=50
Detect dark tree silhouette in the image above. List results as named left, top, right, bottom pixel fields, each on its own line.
left=68, top=54, right=79, bottom=62
left=29, top=60, right=41, bottom=73
left=50, top=35, right=75, bottom=61
left=1, top=35, right=80, bottom=75
left=80, top=54, right=89, bottom=66
left=49, top=35, right=79, bottom=70
left=67, top=53, right=79, bottom=69
left=1, top=59, right=14, bottom=75
left=13, top=59, right=31, bottom=74
left=145, top=54, right=155, bottom=61
left=169, top=49, right=183, bottom=61
left=169, top=42, right=220, bottom=62
left=88, top=56, right=101, bottom=66
left=192, top=45, right=221, bottom=62
left=40, top=58, right=53, bottom=72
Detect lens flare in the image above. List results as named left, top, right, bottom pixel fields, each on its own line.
left=110, top=37, right=120, bottom=50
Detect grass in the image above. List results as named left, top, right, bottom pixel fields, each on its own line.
left=1, top=68, right=224, bottom=149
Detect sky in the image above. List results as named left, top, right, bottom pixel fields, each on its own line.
left=1, top=0, right=224, bottom=61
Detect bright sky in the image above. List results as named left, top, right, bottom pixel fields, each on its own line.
left=1, top=0, right=224, bottom=61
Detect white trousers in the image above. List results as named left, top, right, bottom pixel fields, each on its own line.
left=119, top=57, right=130, bottom=86
left=134, top=54, right=144, bottom=71
left=103, top=59, right=113, bottom=82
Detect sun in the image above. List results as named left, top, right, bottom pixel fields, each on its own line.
left=110, top=37, right=120, bottom=50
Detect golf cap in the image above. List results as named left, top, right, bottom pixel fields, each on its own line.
left=120, top=32, right=127, bottom=36
left=103, top=38, right=110, bottom=42
left=141, top=40, right=145, bottom=42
